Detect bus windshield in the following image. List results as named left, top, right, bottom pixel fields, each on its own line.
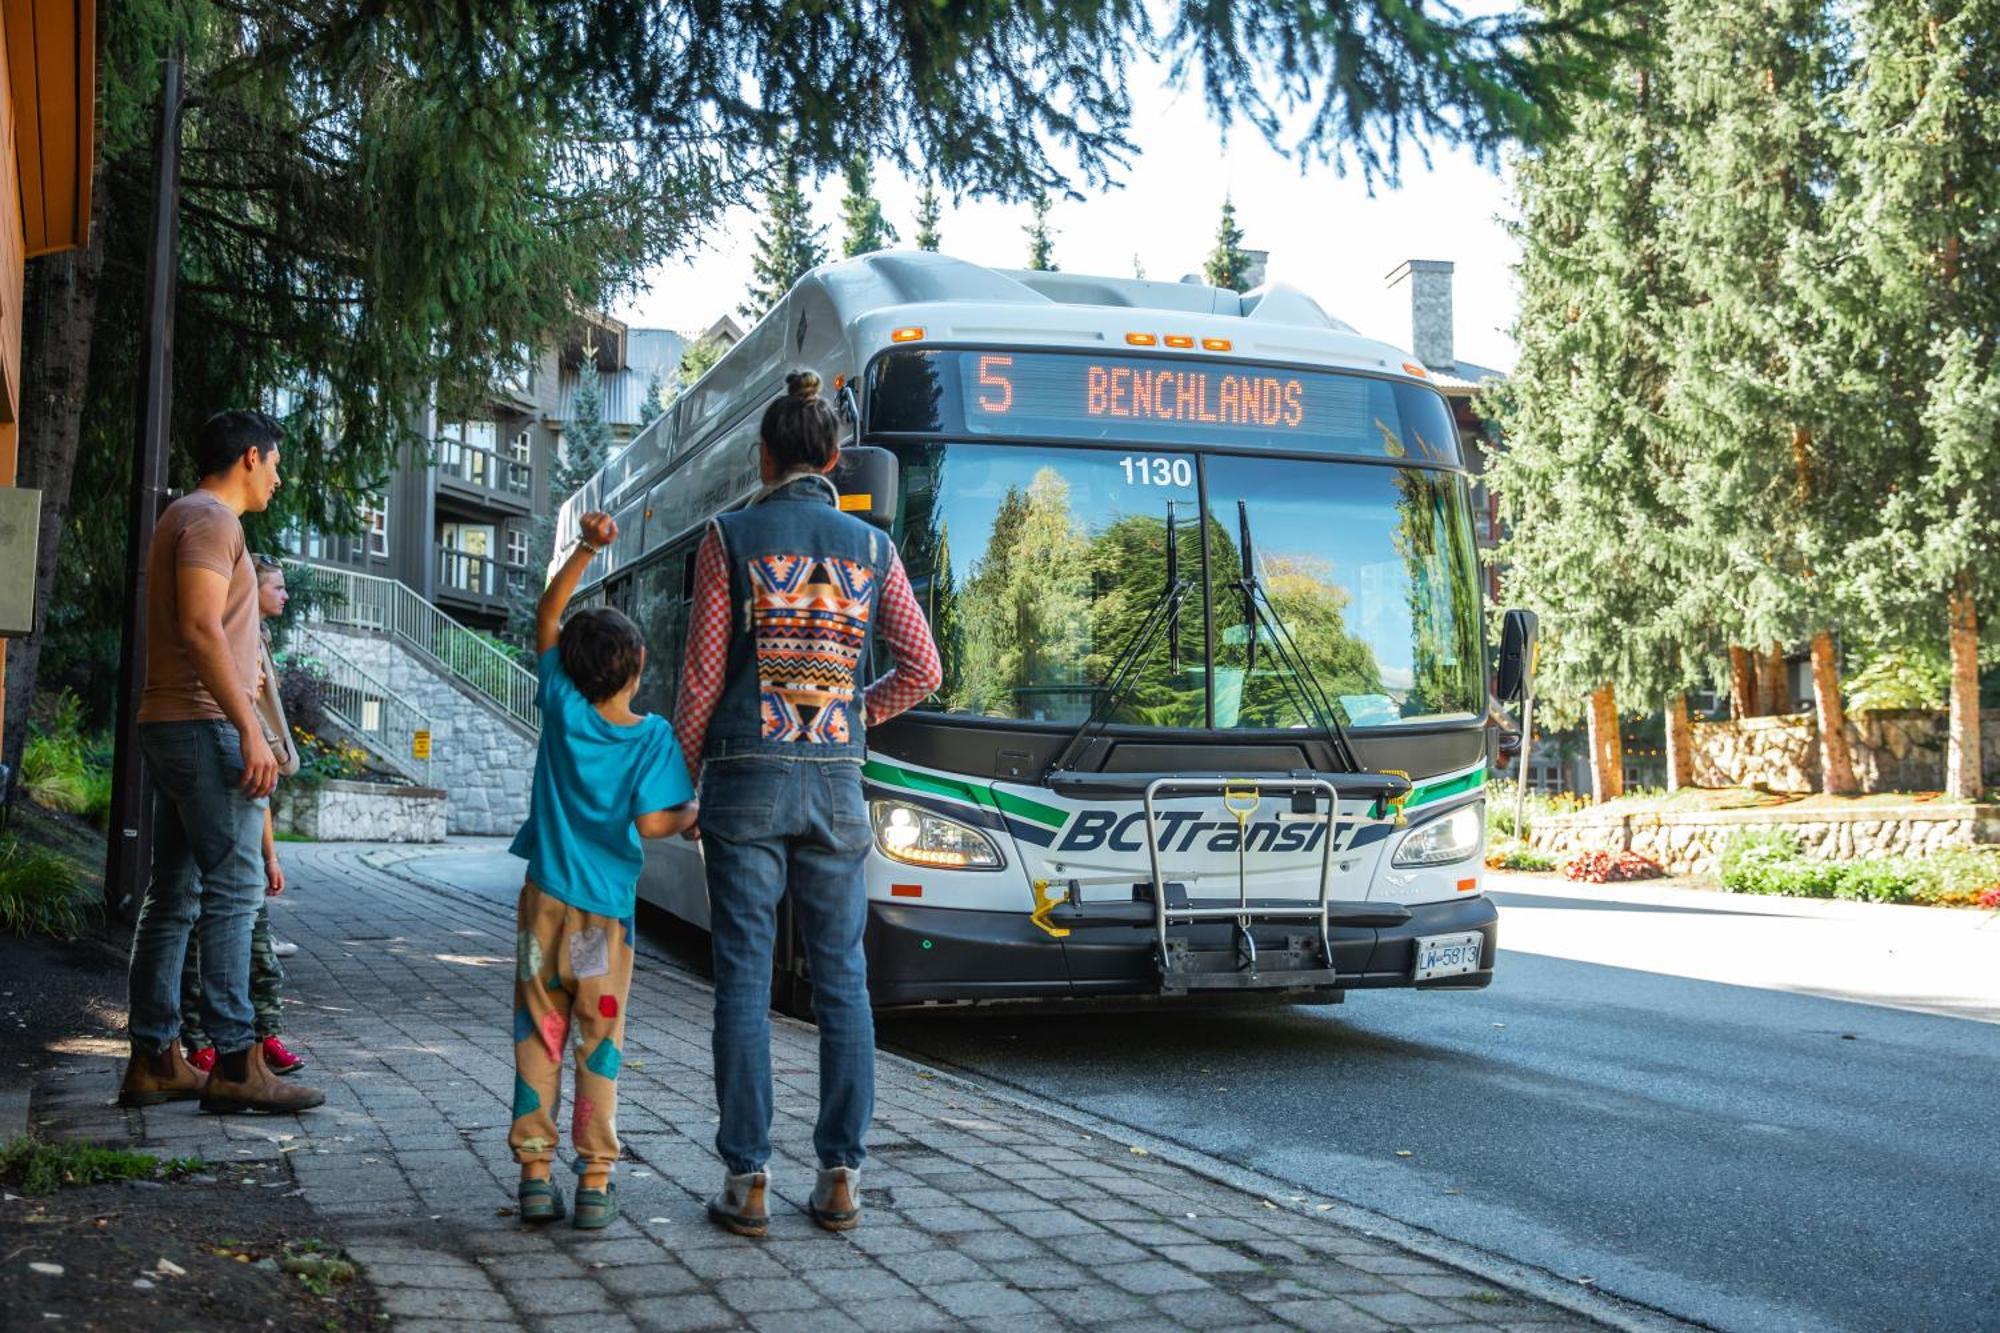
left=890, top=441, right=1484, bottom=731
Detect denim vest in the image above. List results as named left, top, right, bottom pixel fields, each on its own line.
left=704, top=474, right=893, bottom=765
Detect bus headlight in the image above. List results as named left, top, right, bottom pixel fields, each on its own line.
left=870, top=801, right=1004, bottom=870
left=1391, top=804, right=1483, bottom=868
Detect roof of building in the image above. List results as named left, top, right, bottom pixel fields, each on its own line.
left=1429, top=359, right=1506, bottom=394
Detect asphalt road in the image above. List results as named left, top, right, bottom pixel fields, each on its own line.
left=398, top=845, right=2000, bottom=1332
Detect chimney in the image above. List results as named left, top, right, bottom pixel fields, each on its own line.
left=1385, top=259, right=1454, bottom=372
left=1241, top=249, right=1269, bottom=290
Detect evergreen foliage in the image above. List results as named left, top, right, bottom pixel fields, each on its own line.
left=1025, top=195, right=1057, bottom=271
left=741, top=158, right=828, bottom=321
left=1203, top=197, right=1252, bottom=291
left=674, top=335, right=728, bottom=400
left=913, top=181, right=943, bottom=252
left=840, top=154, right=898, bottom=257
left=638, top=366, right=665, bottom=426
left=506, top=357, right=614, bottom=645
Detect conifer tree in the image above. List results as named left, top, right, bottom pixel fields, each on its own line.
left=1821, top=0, right=2000, bottom=798
left=1658, top=0, right=1863, bottom=791
left=741, top=159, right=828, bottom=322
left=674, top=335, right=727, bottom=399
left=840, top=154, right=898, bottom=257
left=1484, top=1, right=1688, bottom=803
left=913, top=181, right=943, bottom=252
left=638, top=366, right=665, bottom=426
left=1204, top=196, right=1252, bottom=291
left=1025, top=194, right=1057, bottom=271
left=507, top=355, right=615, bottom=645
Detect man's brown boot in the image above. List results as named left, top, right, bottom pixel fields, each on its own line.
left=199, top=1041, right=325, bottom=1114
left=116, top=1041, right=207, bottom=1107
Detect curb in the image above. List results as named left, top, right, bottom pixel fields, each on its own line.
left=359, top=844, right=1705, bottom=1331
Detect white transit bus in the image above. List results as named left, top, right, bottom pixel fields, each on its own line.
left=554, top=252, right=1535, bottom=1011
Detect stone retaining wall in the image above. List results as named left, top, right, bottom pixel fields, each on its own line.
left=1692, top=708, right=2000, bottom=795
left=302, top=625, right=534, bottom=835
left=277, top=779, right=447, bottom=843
left=1527, top=804, right=2000, bottom=876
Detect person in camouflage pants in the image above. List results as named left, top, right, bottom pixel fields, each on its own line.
left=180, top=556, right=306, bottom=1075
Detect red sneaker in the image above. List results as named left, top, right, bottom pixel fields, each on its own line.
left=261, top=1035, right=305, bottom=1076
left=186, top=1046, right=216, bottom=1074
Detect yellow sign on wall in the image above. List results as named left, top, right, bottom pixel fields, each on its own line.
left=412, top=730, right=432, bottom=761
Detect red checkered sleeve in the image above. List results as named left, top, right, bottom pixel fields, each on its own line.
left=864, top=551, right=943, bottom=724
left=672, top=524, right=732, bottom=787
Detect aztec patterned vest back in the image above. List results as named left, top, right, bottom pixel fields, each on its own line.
left=704, top=474, right=892, bottom=765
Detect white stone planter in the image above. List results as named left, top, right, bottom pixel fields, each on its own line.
left=276, top=779, right=447, bottom=843
left=1527, top=803, right=2000, bottom=876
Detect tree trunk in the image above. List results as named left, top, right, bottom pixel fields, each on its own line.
left=1586, top=683, right=1624, bottom=804
left=1729, top=646, right=1758, bottom=719
left=1809, top=630, right=1857, bottom=796
left=1947, top=572, right=1982, bottom=800
left=1664, top=693, right=1695, bottom=791
left=1761, top=643, right=1789, bottom=715
left=1, top=186, right=106, bottom=803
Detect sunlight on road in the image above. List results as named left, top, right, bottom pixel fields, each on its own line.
left=1491, top=873, right=2000, bottom=1025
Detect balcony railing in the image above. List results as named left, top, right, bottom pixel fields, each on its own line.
left=437, top=548, right=531, bottom=601
left=439, top=442, right=531, bottom=497
left=287, top=560, right=539, bottom=733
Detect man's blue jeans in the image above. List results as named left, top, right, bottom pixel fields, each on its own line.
left=701, top=757, right=874, bottom=1175
left=126, top=720, right=267, bottom=1056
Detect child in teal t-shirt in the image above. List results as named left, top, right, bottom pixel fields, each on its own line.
left=506, top=511, right=696, bottom=1232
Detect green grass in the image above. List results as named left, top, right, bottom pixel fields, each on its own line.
left=0, top=1134, right=203, bottom=1196
left=19, top=690, right=114, bottom=824
left=0, top=834, right=96, bottom=939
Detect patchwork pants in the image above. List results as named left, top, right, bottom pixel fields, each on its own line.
left=509, top=882, right=634, bottom=1174
left=181, top=898, right=284, bottom=1047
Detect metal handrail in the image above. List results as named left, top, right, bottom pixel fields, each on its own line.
left=287, top=560, right=540, bottom=733
left=285, top=635, right=436, bottom=787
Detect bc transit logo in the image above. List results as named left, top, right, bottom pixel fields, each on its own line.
left=1054, top=810, right=1361, bottom=856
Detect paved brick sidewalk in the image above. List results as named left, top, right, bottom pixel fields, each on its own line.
left=43, top=842, right=1610, bottom=1332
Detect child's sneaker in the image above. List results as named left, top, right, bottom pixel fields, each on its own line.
left=573, top=1181, right=618, bottom=1231
left=706, top=1170, right=769, bottom=1237
left=186, top=1046, right=216, bottom=1074
left=518, top=1176, right=565, bottom=1224
left=809, top=1166, right=862, bottom=1231
left=260, top=1035, right=305, bottom=1075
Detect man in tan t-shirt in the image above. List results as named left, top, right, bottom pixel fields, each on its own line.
left=119, top=409, right=324, bottom=1115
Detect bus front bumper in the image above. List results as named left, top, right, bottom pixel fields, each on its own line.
left=864, top=892, right=1498, bottom=1007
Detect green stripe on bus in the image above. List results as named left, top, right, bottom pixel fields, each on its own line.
left=1406, top=764, right=1486, bottom=808
left=862, top=759, right=1068, bottom=829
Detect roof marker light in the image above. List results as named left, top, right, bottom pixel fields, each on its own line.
left=1402, top=361, right=1431, bottom=378
left=891, top=326, right=925, bottom=343
left=1202, top=337, right=1233, bottom=352
left=1164, top=334, right=1194, bottom=349
left=1125, top=332, right=1158, bottom=347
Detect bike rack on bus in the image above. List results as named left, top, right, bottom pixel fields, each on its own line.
left=1138, top=774, right=1412, bottom=994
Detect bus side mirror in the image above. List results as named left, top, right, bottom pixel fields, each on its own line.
left=1497, top=609, right=1538, bottom=703
left=831, top=446, right=898, bottom=530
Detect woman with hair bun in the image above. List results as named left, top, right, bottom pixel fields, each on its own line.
left=674, top=369, right=941, bottom=1237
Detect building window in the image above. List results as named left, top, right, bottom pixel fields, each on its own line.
left=509, top=429, right=531, bottom=463
left=506, top=527, right=528, bottom=567
left=362, top=496, right=389, bottom=558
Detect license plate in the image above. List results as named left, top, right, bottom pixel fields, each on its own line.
left=1413, top=931, right=1484, bottom=981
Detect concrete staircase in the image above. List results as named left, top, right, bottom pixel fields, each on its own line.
left=289, top=562, right=538, bottom=836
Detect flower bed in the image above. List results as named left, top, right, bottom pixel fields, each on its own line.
left=1560, top=850, right=1664, bottom=883
left=1717, top=831, right=2000, bottom=907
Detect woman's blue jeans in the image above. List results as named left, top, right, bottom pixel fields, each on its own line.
left=700, top=757, right=874, bottom=1175
left=126, top=720, right=267, bottom=1056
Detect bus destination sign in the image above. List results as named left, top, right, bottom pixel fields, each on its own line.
left=940, top=350, right=1457, bottom=462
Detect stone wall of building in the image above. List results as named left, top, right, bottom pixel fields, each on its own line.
left=1691, top=709, right=2000, bottom=795
left=301, top=626, right=534, bottom=835
left=1526, top=804, right=2000, bottom=876
left=277, top=780, right=447, bottom=843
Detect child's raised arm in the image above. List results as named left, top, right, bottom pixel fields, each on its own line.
left=536, top=511, right=617, bottom=654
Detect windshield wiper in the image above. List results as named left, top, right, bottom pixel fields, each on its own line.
left=1234, top=499, right=1360, bottom=772
left=1046, top=501, right=1191, bottom=777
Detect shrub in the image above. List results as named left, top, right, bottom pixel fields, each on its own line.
left=1846, top=645, right=1950, bottom=713
left=19, top=690, right=112, bottom=823
left=1561, top=850, right=1664, bottom=883
left=1486, top=844, right=1556, bottom=872
left=1486, top=781, right=1588, bottom=840
left=1716, top=831, right=2000, bottom=906
left=0, top=837, right=94, bottom=939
